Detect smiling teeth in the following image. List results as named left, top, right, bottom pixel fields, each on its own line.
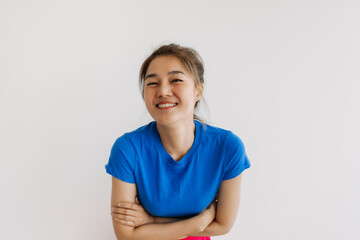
left=158, top=103, right=176, bottom=108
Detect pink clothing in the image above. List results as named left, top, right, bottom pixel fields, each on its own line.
left=182, top=237, right=210, bottom=240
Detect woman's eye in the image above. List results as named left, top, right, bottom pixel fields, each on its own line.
left=172, top=79, right=183, bottom=83
left=146, top=82, right=158, bottom=86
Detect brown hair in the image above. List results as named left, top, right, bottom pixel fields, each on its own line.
left=139, top=43, right=205, bottom=121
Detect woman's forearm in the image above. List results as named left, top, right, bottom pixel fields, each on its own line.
left=150, top=218, right=229, bottom=237
left=188, top=220, right=230, bottom=237
left=115, top=215, right=206, bottom=240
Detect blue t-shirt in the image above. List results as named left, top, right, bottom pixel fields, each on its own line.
left=105, top=120, right=250, bottom=218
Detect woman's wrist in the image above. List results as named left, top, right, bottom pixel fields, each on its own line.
left=190, top=214, right=209, bottom=232
left=194, top=202, right=216, bottom=232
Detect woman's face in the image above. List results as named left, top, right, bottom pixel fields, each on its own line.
left=143, top=55, right=202, bottom=126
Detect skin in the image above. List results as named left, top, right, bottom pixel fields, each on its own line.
left=110, top=55, right=243, bottom=240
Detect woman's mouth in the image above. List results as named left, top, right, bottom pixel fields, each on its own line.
left=156, top=103, right=178, bottom=109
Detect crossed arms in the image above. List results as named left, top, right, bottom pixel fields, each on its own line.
left=109, top=174, right=242, bottom=240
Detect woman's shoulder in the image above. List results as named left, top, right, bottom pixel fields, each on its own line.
left=113, top=121, right=157, bottom=146
left=200, top=121, right=239, bottom=138
left=198, top=121, right=245, bottom=148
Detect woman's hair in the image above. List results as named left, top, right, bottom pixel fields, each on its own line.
left=139, top=43, right=205, bottom=122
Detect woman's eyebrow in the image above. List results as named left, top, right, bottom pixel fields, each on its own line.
left=168, top=70, right=185, bottom=76
left=144, top=73, right=157, bottom=80
left=145, top=70, right=186, bottom=80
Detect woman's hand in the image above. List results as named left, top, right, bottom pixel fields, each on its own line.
left=195, top=201, right=216, bottom=232
left=112, top=197, right=154, bottom=227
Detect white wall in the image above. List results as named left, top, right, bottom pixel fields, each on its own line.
left=1, top=0, right=359, bottom=239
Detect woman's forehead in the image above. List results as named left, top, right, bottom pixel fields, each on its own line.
left=147, top=55, right=188, bottom=74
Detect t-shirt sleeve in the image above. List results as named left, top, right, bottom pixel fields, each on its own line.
left=223, top=132, right=251, bottom=180
left=105, top=134, right=136, bottom=184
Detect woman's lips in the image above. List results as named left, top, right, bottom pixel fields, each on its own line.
left=156, top=102, right=178, bottom=109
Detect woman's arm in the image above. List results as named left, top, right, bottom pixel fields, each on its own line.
left=114, top=173, right=243, bottom=237
left=190, top=174, right=243, bottom=236
left=112, top=198, right=182, bottom=226
left=110, top=176, right=215, bottom=240
left=113, top=200, right=213, bottom=226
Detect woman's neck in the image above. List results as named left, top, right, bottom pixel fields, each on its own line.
left=156, top=119, right=196, bottom=161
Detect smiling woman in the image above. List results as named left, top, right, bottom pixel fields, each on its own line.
left=139, top=44, right=205, bottom=122
left=105, top=43, right=251, bottom=240
left=143, top=55, right=202, bottom=128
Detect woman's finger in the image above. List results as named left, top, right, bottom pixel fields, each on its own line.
left=114, top=216, right=135, bottom=227
left=112, top=213, right=137, bottom=222
left=112, top=207, right=139, bottom=217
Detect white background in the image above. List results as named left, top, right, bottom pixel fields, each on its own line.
left=1, top=0, right=359, bottom=239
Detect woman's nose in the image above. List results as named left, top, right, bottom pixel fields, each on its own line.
left=157, top=82, right=172, bottom=97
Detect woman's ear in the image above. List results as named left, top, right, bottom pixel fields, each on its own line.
left=195, top=84, right=204, bottom=102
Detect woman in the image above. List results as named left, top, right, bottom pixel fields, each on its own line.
left=105, top=43, right=250, bottom=240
